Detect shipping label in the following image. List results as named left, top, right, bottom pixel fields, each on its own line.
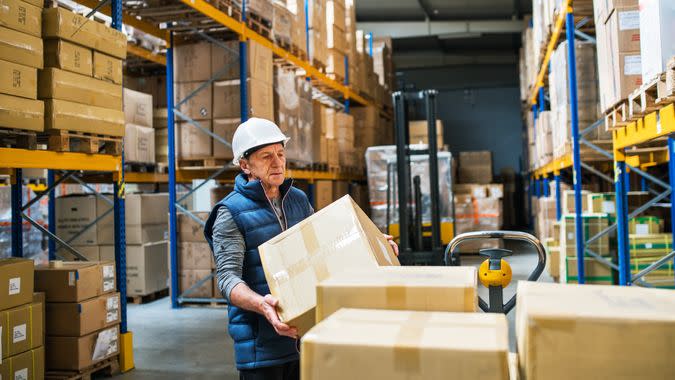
left=618, top=11, right=639, bottom=31
left=68, top=272, right=76, bottom=286
left=103, top=265, right=115, bottom=292
left=14, top=368, right=28, bottom=380
left=106, top=296, right=119, bottom=323
left=92, top=327, right=118, bottom=361
left=624, top=55, right=641, bottom=76
left=13, top=324, right=26, bottom=343
left=635, top=224, right=649, bottom=236
left=8, top=277, right=20, bottom=295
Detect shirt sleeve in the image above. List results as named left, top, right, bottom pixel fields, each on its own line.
left=212, top=206, right=246, bottom=302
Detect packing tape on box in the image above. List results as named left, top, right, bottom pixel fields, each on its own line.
left=392, top=312, right=430, bottom=374
left=385, top=286, right=406, bottom=308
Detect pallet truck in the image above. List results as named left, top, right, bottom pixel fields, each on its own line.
left=445, top=231, right=547, bottom=313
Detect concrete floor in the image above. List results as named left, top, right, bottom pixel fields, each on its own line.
left=115, top=243, right=551, bottom=379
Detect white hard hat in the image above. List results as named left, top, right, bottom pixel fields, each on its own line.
left=231, top=118, right=290, bottom=165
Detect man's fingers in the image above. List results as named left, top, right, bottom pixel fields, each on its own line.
left=264, top=294, right=278, bottom=307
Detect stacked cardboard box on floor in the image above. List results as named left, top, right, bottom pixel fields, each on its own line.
left=36, top=261, right=120, bottom=371
left=41, top=7, right=126, bottom=137
left=517, top=281, right=675, bottom=379
left=0, top=259, right=45, bottom=379
left=453, top=184, right=504, bottom=252
left=559, top=213, right=611, bottom=284
left=174, top=212, right=218, bottom=299
left=535, top=197, right=557, bottom=241
left=123, top=89, right=155, bottom=164
left=274, top=67, right=315, bottom=166
left=0, top=0, right=45, bottom=133
left=629, top=233, right=673, bottom=287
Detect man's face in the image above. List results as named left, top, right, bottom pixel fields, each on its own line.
left=240, top=143, right=286, bottom=187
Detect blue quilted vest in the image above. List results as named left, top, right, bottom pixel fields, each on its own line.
left=204, top=173, right=312, bottom=370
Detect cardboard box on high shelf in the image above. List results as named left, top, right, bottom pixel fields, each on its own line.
left=325, top=50, right=346, bottom=78
left=35, top=261, right=116, bottom=302
left=212, top=118, right=239, bottom=160
left=123, top=88, right=153, bottom=127
left=516, top=281, right=675, bottom=379
left=177, top=212, right=209, bottom=243
left=408, top=120, right=444, bottom=147
left=44, top=39, right=93, bottom=76
left=301, top=309, right=509, bottom=380
left=46, top=292, right=120, bottom=336
left=174, top=41, right=211, bottom=83
left=44, top=98, right=124, bottom=135
left=126, top=242, right=168, bottom=296
left=326, top=24, right=347, bottom=54
left=93, top=51, right=123, bottom=85
left=0, top=346, right=45, bottom=380
left=177, top=121, right=213, bottom=160
left=42, top=7, right=126, bottom=59
left=124, top=123, right=155, bottom=164
left=325, top=0, right=346, bottom=31
left=0, top=293, right=43, bottom=359
left=212, top=78, right=274, bottom=120
left=0, top=59, right=37, bottom=99
left=179, top=242, right=215, bottom=270
left=314, top=180, right=333, bottom=210
left=0, top=26, right=43, bottom=69
left=638, top=0, right=674, bottom=84
left=46, top=325, right=120, bottom=370
left=210, top=40, right=273, bottom=84
left=0, top=93, right=44, bottom=131
left=315, top=266, right=478, bottom=322
left=259, top=195, right=400, bottom=335
left=0, top=0, right=42, bottom=37
left=175, top=82, right=212, bottom=120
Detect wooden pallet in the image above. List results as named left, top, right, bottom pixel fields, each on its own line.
left=124, top=162, right=157, bottom=173
left=0, top=128, right=38, bottom=149
left=127, top=288, right=169, bottom=304
left=178, top=157, right=230, bottom=169
left=628, top=77, right=661, bottom=120
left=41, top=130, right=122, bottom=155
left=247, top=13, right=271, bottom=40
left=156, top=162, right=169, bottom=174
left=604, top=99, right=630, bottom=131
left=326, top=72, right=345, bottom=84
left=46, top=356, right=120, bottom=380
left=656, top=57, right=675, bottom=105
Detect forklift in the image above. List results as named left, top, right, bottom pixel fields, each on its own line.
left=392, top=90, right=546, bottom=314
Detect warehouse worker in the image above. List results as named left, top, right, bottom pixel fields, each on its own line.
left=204, top=117, right=398, bottom=380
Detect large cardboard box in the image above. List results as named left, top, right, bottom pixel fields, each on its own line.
left=316, top=266, right=478, bottom=322
left=45, top=98, right=125, bottom=136
left=638, top=0, right=675, bottom=83
left=212, top=78, right=274, bottom=120
left=326, top=0, right=346, bottom=31
left=211, top=40, right=273, bottom=83
left=58, top=245, right=107, bottom=262
left=176, top=212, right=209, bottom=243
left=55, top=195, right=113, bottom=246
left=46, top=325, right=120, bottom=370
left=0, top=59, right=36, bottom=99
left=93, top=51, right=123, bottom=85
left=179, top=242, right=214, bottom=270
left=0, top=294, right=43, bottom=359
left=42, top=8, right=126, bottom=59
left=0, top=258, right=34, bottom=311
left=560, top=214, right=610, bottom=257
left=177, top=121, right=213, bottom=160
left=0, top=26, right=43, bottom=68
left=0, top=93, right=44, bottom=131
left=458, top=151, right=492, bottom=184
left=174, top=41, right=211, bottom=82
left=587, top=192, right=616, bottom=216
left=0, top=0, right=41, bottom=37
left=302, top=309, right=509, bottom=380
left=124, top=193, right=169, bottom=243
left=126, top=242, right=168, bottom=296
left=628, top=216, right=662, bottom=235
left=175, top=82, right=212, bottom=120
left=561, top=189, right=590, bottom=214
left=212, top=118, right=239, bottom=159
left=516, top=281, right=675, bottom=379
left=561, top=257, right=613, bottom=284
left=259, top=195, right=400, bottom=335
left=178, top=269, right=213, bottom=298
left=35, top=261, right=116, bottom=302
left=46, top=292, right=120, bottom=336
left=313, top=180, right=333, bottom=210
left=124, top=124, right=155, bottom=164
left=408, top=120, right=443, bottom=147
left=44, top=39, right=93, bottom=76
left=39, top=68, right=123, bottom=109
left=123, top=88, right=153, bottom=127
left=0, top=347, right=45, bottom=380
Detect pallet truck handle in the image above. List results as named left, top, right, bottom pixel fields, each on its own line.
left=444, top=231, right=547, bottom=314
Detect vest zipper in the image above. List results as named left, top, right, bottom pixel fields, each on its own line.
left=261, top=180, right=291, bottom=231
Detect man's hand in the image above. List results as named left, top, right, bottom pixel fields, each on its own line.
left=384, top=234, right=399, bottom=256
left=259, top=294, right=298, bottom=338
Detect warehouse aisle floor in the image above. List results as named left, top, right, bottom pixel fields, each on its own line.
left=116, top=243, right=551, bottom=378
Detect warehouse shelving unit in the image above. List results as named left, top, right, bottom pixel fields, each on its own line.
left=529, top=1, right=675, bottom=287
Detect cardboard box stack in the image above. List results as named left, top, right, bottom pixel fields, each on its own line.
left=174, top=212, right=218, bottom=299
left=36, top=261, right=120, bottom=371
left=123, top=89, right=155, bottom=164
left=272, top=1, right=293, bottom=48
left=41, top=7, right=126, bottom=139
left=285, top=0, right=307, bottom=57
left=517, top=281, right=675, bottom=379
left=638, top=0, right=674, bottom=85
left=454, top=184, right=504, bottom=252
left=534, top=111, right=553, bottom=167
left=307, top=0, right=327, bottom=67
left=174, top=40, right=273, bottom=163
left=372, top=37, right=395, bottom=94
left=559, top=213, right=611, bottom=284
left=153, top=108, right=168, bottom=164
left=408, top=120, right=444, bottom=147
left=0, top=0, right=45, bottom=134
left=629, top=232, right=673, bottom=287
left=274, top=67, right=315, bottom=166
left=324, top=0, right=346, bottom=80
left=0, top=259, right=45, bottom=379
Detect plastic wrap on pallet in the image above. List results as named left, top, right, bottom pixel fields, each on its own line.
left=0, top=186, right=48, bottom=263
left=365, top=146, right=453, bottom=232
left=274, top=67, right=314, bottom=165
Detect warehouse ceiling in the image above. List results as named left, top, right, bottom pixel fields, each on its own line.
left=356, top=0, right=531, bottom=69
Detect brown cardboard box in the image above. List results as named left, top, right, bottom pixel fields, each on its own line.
left=58, top=245, right=116, bottom=262
left=46, top=325, right=120, bottom=370
left=177, top=121, right=213, bottom=160
left=628, top=216, right=662, bottom=235
left=93, top=51, right=123, bottom=84
left=0, top=294, right=42, bottom=359
left=155, top=127, right=168, bottom=162
left=39, top=68, right=122, bottom=109
left=272, top=2, right=292, bottom=44
left=326, top=24, right=346, bottom=53
left=327, top=138, right=339, bottom=167
left=560, top=214, right=610, bottom=257
left=516, top=281, right=675, bottom=379
left=174, top=42, right=211, bottom=82
left=179, top=242, right=215, bottom=270
left=548, top=246, right=561, bottom=278
left=44, top=104, right=108, bottom=144
left=178, top=269, right=213, bottom=298
left=0, top=93, right=44, bottom=131
left=35, top=261, right=116, bottom=302
left=326, top=50, right=345, bottom=78
left=562, top=190, right=590, bottom=214
left=326, top=0, right=345, bottom=31
left=0, top=0, right=42, bottom=37
left=0, top=26, right=43, bottom=68
left=124, top=124, right=155, bottom=164
left=212, top=118, right=239, bottom=159
left=44, top=39, right=93, bottom=76
left=211, top=40, right=273, bottom=83
left=316, top=266, right=478, bottom=322
left=55, top=195, right=113, bottom=246
left=0, top=59, right=37, bottom=99
left=126, top=242, right=168, bottom=296
left=0, top=347, right=45, bottom=380
left=314, top=180, right=333, bottom=210
left=123, top=88, right=153, bottom=127
left=42, top=8, right=126, bottom=59
left=409, top=120, right=443, bottom=146
left=177, top=212, right=209, bottom=243
left=562, top=257, right=613, bottom=284
left=0, top=258, right=34, bottom=311
left=46, top=292, right=120, bottom=336
left=125, top=192, right=169, bottom=232
left=212, top=78, right=274, bottom=120
left=302, top=309, right=509, bottom=380
left=175, top=82, right=212, bottom=120
left=458, top=151, right=492, bottom=184
left=259, top=195, right=400, bottom=335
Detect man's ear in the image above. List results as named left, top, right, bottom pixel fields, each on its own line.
left=239, top=159, right=251, bottom=175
